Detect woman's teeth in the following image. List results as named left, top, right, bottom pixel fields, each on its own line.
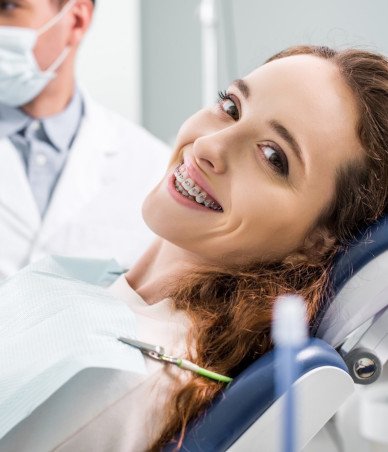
left=173, top=164, right=223, bottom=211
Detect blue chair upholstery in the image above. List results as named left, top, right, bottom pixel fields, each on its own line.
left=163, top=338, right=348, bottom=452
left=312, top=214, right=388, bottom=337
left=330, top=214, right=388, bottom=296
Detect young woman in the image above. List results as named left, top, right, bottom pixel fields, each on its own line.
left=141, top=45, right=388, bottom=451
left=1, top=45, right=388, bottom=451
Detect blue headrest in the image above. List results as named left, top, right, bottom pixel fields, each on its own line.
left=312, top=214, right=388, bottom=336
left=331, top=214, right=388, bottom=295
left=163, top=338, right=347, bottom=452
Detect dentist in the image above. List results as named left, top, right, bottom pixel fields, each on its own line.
left=0, top=0, right=169, bottom=279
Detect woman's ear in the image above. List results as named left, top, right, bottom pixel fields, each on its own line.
left=283, top=227, right=336, bottom=265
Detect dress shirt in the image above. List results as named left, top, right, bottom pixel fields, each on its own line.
left=0, top=91, right=83, bottom=217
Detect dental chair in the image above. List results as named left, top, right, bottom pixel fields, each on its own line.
left=163, top=214, right=388, bottom=452
left=10, top=212, right=386, bottom=451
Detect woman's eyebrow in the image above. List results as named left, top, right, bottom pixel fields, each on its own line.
left=232, top=78, right=305, bottom=171
left=232, top=79, right=250, bottom=98
left=269, top=120, right=305, bottom=170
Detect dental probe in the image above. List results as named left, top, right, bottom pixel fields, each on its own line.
left=118, top=337, right=233, bottom=384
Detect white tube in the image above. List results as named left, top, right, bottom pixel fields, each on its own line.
left=273, top=295, right=308, bottom=347
left=273, top=295, right=308, bottom=452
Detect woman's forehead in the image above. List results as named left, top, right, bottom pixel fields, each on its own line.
left=244, top=54, right=345, bottom=103
left=243, top=54, right=360, bottom=154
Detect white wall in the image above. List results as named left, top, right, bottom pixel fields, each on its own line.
left=141, top=0, right=388, bottom=144
left=76, top=0, right=141, bottom=123
left=141, top=0, right=202, bottom=146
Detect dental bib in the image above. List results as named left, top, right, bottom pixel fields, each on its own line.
left=0, top=256, right=147, bottom=440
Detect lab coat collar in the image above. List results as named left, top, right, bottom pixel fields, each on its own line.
left=35, top=92, right=121, bottom=246
left=0, top=137, right=41, bottom=233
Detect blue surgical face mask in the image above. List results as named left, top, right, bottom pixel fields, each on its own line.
left=0, top=0, right=76, bottom=107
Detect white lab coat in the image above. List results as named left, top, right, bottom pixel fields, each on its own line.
left=0, top=93, right=170, bottom=279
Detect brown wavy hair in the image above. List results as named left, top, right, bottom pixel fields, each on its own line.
left=151, top=45, right=388, bottom=451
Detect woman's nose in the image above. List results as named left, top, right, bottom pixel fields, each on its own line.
left=192, top=132, right=230, bottom=174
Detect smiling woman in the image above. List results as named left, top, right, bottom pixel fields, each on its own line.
left=1, top=44, right=388, bottom=452
left=139, top=45, right=388, bottom=450
left=142, top=51, right=361, bottom=267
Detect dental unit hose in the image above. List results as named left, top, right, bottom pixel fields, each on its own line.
left=273, top=295, right=308, bottom=452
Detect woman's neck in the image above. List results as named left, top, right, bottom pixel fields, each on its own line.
left=125, top=238, right=201, bottom=304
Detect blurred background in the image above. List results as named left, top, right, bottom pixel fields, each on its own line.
left=77, top=0, right=388, bottom=149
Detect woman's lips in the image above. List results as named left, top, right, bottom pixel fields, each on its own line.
left=183, top=157, right=222, bottom=207
left=167, top=164, right=223, bottom=212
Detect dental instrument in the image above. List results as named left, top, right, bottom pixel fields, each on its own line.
left=118, top=337, right=233, bottom=384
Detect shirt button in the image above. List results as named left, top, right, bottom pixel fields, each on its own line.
left=35, top=153, right=48, bottom=166
left=30, top=120, right=40, bottom=132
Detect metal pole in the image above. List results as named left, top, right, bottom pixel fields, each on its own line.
left=199, top=0, right=218, bottom=107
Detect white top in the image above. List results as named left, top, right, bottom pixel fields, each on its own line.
left=1, top=275, right=191, bottom=452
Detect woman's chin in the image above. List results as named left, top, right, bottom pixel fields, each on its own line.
left=142, top=187, right=178, bottom=240
left=141, top=190, right=160, bottom=234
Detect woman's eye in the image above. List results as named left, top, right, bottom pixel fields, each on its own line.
left=261, top=145, right=289, bottom=177
left=222, top=99, right=239, bottom=120
left=217, top=90, right=240, bottom=121
left=0, top=1, right=17, bottom=11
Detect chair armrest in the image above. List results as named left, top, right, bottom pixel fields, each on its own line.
left=228, top=364, right=353, bottom=451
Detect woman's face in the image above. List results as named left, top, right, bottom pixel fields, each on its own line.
left=143, top=54, right=362, bottom=265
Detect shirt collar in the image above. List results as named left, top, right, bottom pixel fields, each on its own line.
left=0, top=103, right=30, bottom=139
left=0, top=89, right=84, bottom=152
left=41, top=89, right=84, bottom=152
